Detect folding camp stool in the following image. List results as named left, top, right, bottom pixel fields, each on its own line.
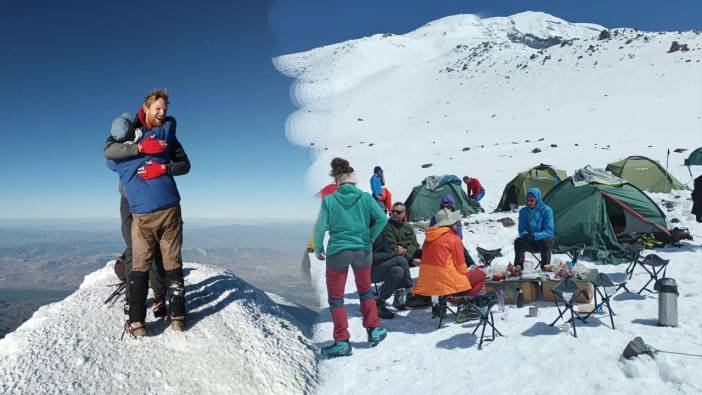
left=434, top=295, right=459, bottom=329
left=554, top=243, right=585, bottom=263
left=548, top=278, right=588, bottom=337
left=580, top=273, right=626, bottom=329
left=622, top=242, right=645, bottom=280
left=372, top=282, right=382, bottom=297
left=460, top=292, right=503, bottom=349
left=634, top=254, right=670, bottom=294
left=476, top=247, right=502, bottom=266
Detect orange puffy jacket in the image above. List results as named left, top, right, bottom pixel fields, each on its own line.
left=412, top=227, right=472, bottom=296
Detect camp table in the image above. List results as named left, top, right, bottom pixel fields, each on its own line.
left=484, top=277, right=539, bottom=304
left=542, top=270, right=596, bottom=303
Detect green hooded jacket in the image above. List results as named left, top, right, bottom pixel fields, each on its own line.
left=313, top=183, right=388, bottom=256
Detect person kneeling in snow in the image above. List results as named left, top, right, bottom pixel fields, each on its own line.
left=463, top=176, right=485, bottom=203
left=314, top=158, right=389, bottom=358
left=371, top=234, right=413, bottom=319
left=412, top=208, right=486, bottom=314
left=514, top=187, right=554, bottom=271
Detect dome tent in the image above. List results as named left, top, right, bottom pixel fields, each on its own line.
left=684, top=147, right=702, bottom=167
left=605, top=155, right=685, bottom=193
left=543, top=167, right=670, bottom=264
left=404, top=175, right=480, bottom=222
left=495, top=164, right=567, bottom=212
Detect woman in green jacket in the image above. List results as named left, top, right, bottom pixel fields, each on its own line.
left=314, top=157, right=389, bottom=358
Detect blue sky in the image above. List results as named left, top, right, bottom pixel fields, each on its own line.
left=0, top=0, right=699, bottom=221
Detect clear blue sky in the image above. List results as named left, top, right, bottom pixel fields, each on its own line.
left=0, top=0, right=699, bottom=220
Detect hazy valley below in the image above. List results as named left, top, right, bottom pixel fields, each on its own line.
left=0, top=220, right=317, bottom=338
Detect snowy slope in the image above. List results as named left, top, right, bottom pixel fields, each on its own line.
left=0, top=262, right=318, bottom=394
left=275, top=11, right=702, bottom=395
left=274, top=11, right=701, bottom=205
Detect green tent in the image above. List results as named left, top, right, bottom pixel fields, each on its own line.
left=495, top=164, right=567, bottom=211
left=605, top=156, right=685, bottom=193
left=544, top=174, right=669, bottom=264
left=685, top=147, right=702, bottom=167
left=405, top=175, right=480, bottom=222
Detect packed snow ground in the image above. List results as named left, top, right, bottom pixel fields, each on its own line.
left=277, top=11, right=702, bottom=395
left=0, top=262, right=318, bottom=394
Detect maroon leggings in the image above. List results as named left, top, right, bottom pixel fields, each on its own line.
left=326, top=265, right=380, bottom=342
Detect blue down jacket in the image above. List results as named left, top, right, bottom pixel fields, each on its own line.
left=107, top=117, right=180, bottom=214
left=518, top=187, right=554, bottom=240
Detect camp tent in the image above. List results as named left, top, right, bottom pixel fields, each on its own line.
left=405, top=175, right=480, bottom=222
left=495, top=164, right=567, bottom=211
left=543, top=167, right=670, bottom=264
left=685, top=147, right=702, bottom=167
left=605, top=156, right=685, bottom=193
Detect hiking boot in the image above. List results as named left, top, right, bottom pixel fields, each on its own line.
left=122, top=321, right=146, bottom=339
left=392, top=288, right=407, bottom=310
left=152, top=296, right=166, bottom=319
left=376, top=299, right=395, bottom=320
left=122, top=298, right=130, bottom=316
left=404, top=294, right=432, bottom=309
left=170, top=316, right=186, bottom=332
left=367, top=327, right=387, bottom=347
left=321, top=341, right=352, bottom=358
left=455, top=304, right=480, bottom=324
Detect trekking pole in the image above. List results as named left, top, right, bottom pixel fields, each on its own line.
left=655, top=350, right=702, bottom=358
left=104, top=283, right=126, bottom=304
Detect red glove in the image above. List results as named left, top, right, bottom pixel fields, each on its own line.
left=138, top=136, right=167, bottom=155
left=138, top=161, right=167, bottom=180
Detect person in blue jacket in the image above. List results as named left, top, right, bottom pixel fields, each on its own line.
left=514, top=187, right=554, bottom=270
left=370, top=166, right=385, bottom=210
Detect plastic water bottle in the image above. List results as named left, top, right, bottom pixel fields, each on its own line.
left=516, top=288, right=524, bottom=308
left=497, top=290, right=505, bottom=312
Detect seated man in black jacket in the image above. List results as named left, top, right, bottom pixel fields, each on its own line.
left=371, top=235, right=413, bottom=319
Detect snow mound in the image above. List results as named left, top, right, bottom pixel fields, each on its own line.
left=0, top=262, right=318, bottom=394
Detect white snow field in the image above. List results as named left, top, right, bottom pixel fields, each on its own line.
left=0, top=262, right=318, bottom=394
left=275, top=11, right=702, bottom=395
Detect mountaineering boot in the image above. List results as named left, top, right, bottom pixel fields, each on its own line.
left=367, top=327, right=387, bottom=347
left=123, top=321, right=147, bottom=338
left=321, top=341, right=352, bottom=358
left=128, top=271, right=149, bottom=332
left=455, top=304, right=480, bottom=324
left=404, top=294, right=432, bottom=309
left=392, top=288, right=407, bottom=310
left=165, top=268, right=187, bottom=331
left=376, top=298, right=395, bottom=319
left=122, top=298, right=130, bottom=316
left=152, top=296, right=166, bottom=319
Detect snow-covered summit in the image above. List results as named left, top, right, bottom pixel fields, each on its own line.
left=406, top=11, right=603, bottom=47
left=0, top=262, right=318, bottom=394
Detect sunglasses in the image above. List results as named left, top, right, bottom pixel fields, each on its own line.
left=391, top=210, right=405, bottom=214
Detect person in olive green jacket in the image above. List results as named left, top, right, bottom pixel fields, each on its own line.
left=313, top=158, right=389, bottom=358
left=383, top=202, right=421, bottom=266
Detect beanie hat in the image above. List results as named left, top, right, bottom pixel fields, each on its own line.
left=338, top=172, right=358, bottom=185
left=373, top=166, right=383, bottom=175
left=111, top=113, right=134, bottom=141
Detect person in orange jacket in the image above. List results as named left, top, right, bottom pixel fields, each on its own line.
left=412, top=208, right=486, bottom=302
